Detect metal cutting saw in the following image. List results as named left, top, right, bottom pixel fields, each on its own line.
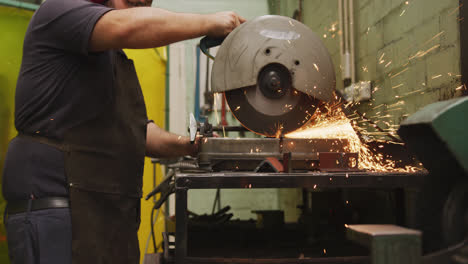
left=202, top=15, right=336, bottom=137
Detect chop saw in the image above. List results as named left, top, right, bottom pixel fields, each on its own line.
left=203, top=15, right=336, bottom=137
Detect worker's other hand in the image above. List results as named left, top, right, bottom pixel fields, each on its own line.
left=207, top=11, right=246, bottom=38
left=187, top=134, right=203, bottom=157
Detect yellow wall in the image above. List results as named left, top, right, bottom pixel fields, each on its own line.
left=124, top=48, right=167, bottom=261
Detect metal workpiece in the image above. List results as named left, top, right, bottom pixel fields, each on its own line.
left=198, top=138, right=347, bottom=160
left=347, top=225, right=422, bottom=264
left=211, top=15, right=335, bottom=101
left=197, top=137, right=352, bottom=171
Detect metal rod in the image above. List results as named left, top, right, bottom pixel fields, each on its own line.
left=344, top=0, right=349, bottom=56
left=338, top=0, right=344, bottom=57
left=349, top=0, right=356, bottom=83
left=0, top=0, right=38, bottom=10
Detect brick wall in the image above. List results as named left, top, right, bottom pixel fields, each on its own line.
left=276, top=0, right=463, bottom=140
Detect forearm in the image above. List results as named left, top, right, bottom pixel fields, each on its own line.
left=91, top=8, right=214, bottom=51
left=145, top=122, right=195, bottom=158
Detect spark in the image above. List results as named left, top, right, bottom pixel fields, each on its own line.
left=323, top=249, right=327, bottom=254
left=286, top=107, right=419, bottom=172
left=432, top=74, right=442, bottom=79
left=390, top=67, right=409, bottom=79
left=379, top=53, right=385, bottom=63
left=392, top=83, right=404, bottom=89
left=372, top=104, right=385, bottom=110
left=323, top=34, right=327, bottom=38
left=400, top=9, right=406, bottom=16
left=234, top=106, right=241, bottom=111
left=385, top=61, right=392, bottom=68
left=402, top=88, right=425, bottom=96
left=409, top=44, right=440, bottom=60
left=448, top=4, right=462, bottom=16
left=388, top=101, right=405, bottom=108
left=455, top=84, right=465, bottom=91
left=313, top=63, right=320, bottom=72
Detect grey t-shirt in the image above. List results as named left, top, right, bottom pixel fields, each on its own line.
left=3, top=0, right=113, bottom=201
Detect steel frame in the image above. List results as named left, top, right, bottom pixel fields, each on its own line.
left=172, top=171, right=426, bottom=264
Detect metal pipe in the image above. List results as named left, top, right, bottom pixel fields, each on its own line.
left=298, top=0, right=303, bottom=22
left=338, top=0, right=346, bottom=83
left=165, top=46, right=170, bottom=131
left=342, top=0, right=352, bottom=81
left=338, top=0, right=344, bottom=58
left=343, top=0, right=349, bottom=55
left=0, top=0, right=38, bottom=10
left=195, top=45, right=201, bottom=121
left=349, top=0, right=356, bottom=83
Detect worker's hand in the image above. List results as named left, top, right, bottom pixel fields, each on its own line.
left=187, top=134, right=203, bottom=157
left=206, top=11, right=246, bottom=38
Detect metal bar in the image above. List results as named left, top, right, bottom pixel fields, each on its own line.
left=349, top=0, right=356, bottom=83
left=175, top=188, right=188, bottom=264
left=459, top=0, right=468, bottom=96
left=195, top=45, right=201, bottom=120
left=0, top=0, right=38, bottom=10
left=175, top=172, right=426, bottom=190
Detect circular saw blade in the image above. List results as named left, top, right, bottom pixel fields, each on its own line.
left=226, top=86, right=319, bottom=137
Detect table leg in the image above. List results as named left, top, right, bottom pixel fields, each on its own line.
left=175, top=188, right=188, bottom=264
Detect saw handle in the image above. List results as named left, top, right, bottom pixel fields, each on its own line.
left=199, top=36, right=225, bottom=60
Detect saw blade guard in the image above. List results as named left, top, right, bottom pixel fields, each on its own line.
left=211, top=15, right=336, bottom=102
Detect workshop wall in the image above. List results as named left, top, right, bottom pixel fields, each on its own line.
left=273, top=0, right=463, bottom=141
left=0, top=6, right=34, bottom=263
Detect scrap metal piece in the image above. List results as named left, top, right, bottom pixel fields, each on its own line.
left=347, top=225, right=422, bottom=264
left=254, top=157, right=284, bottom=173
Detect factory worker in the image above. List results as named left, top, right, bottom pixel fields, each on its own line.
left=1, top=0, right=245, bottom=262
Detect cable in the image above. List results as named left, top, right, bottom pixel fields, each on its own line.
left=150, top=205, right=159, bottom=252
left=142, top=207, right=161, bottom=264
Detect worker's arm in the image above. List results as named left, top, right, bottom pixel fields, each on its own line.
left=145, top=122, right=198, bottom=158
left=90, top=8, right=245, bottom=51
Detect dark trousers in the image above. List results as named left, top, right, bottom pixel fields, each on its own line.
left=5, top=208, right=72, bottom=264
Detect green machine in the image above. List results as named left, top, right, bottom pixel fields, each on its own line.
left=398, top=96, right=468, bottom=261
left=346, top=97, right=468, bottom=264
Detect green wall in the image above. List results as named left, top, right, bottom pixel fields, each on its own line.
left=273, top=0, right=463, bottom=141
left=0, top=5, right=34, bottom=262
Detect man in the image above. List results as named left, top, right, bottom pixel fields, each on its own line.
left=1, top=0, right=245, bottom=262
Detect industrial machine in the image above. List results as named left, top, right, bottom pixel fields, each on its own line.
left=146, top=15, right=467, bottom=264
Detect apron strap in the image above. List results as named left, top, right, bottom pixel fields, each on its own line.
left=17, top=133, right=69, bottom=152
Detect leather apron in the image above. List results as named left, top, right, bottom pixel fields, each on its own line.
left=20, top=50, right=148, bottom=263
